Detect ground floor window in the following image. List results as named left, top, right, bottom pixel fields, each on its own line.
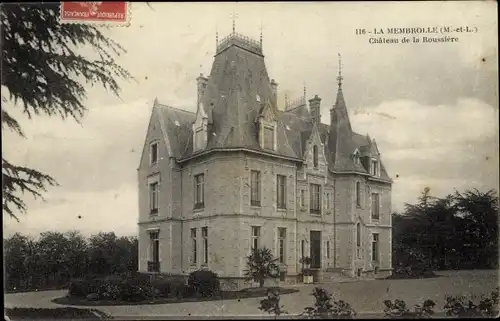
left=372, top=233, right=379, bottom=262
left=148, top=230, right=160, bottom=272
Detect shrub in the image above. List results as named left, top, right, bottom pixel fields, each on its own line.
left=244, top=247, right=280, bottom=288
left=444, top=287, right=499, bottom=318
left=117, top=277, right=153, bottom=302
left=301, top=287, right=356, bottom=319
left=383, top=299, right=435, bottom=318
left=151, top=277, right=186, bottom=298
left=187, top=269, right=220, bottom=298
left=259, top=288, right=287, bottom=318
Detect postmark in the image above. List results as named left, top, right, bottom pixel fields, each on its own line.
left=59, top=2, right=130, bottom=26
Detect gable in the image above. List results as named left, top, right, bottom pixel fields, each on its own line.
left=138, top=106, right=171, bottom=170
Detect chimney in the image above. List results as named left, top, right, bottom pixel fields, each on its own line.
left=309, top=95, right=322, bottom=123
left=196, top=73, right=208, bottom=106
left=270, top=79, right=278, bottom=107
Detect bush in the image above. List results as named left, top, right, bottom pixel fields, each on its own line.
left=259, top=288, right=287, bottom=317
left=187, top=269, right=220, bottom=298
left=301, top=287, right=356, bottom=319
left=117, top=277, right=153, bottom=302
left=151, top=277, right=186, bottom=298
left=383, top=299, right=435, bottom=318
left=444, top=287, right=499, bottom=317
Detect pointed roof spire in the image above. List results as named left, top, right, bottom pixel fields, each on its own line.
left=337, top=53, right=343, bottom=89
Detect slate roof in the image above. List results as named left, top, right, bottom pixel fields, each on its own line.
left=152, top=33, right=391, bottom=182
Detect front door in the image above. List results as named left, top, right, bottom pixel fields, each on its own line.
left=310, top=231, right=321, bottom=268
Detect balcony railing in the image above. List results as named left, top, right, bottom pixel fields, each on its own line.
left=147, top=261, right=160, bottom=272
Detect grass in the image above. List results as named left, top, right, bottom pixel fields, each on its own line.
left=51, top=287, right=299, bottom=306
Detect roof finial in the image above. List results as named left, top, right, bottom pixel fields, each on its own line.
left=285, top=93, right=288, bottom=107
left=337, top=53, right=343, bottom=89
left=303, top=81, right=307, bottom=100
left=260, top=22, right=263, bottom=47
left=231, top=11, right=237, bottom=34
left=215, top=25, right=219, bottom=49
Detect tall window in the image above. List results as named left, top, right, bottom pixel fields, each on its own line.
left=148, top=230, right=160, bottom=272
left=250, top=170, right=261, bottom=206
left=149, top=182, right=159, bottom=215
left=278, top=228, right=286, bottom=263
left=326, top=241, right=330, bottom=259
left=191, top=228, right=197, bottom=264
left=150, top=142, right=158, bottom=165
left=251, top=226, right=261, bottom=251
left=310, top=184, right=321, bottom=214
left=301, top=240, right=305, bottom=260
left=202, top=227, right=208, bottom=265
left=195, top=128, right=203, bottom=151
left=264, top=126, right=274, bottom=150
left=371, top=193, right=380, bottom=220
left=371, top=159, right=379, bottom=176
left=356, top=223, right=361, bottom=247
left=300, top=190, right=306, bottom=207
left=372, top=234, right=379, bottom=262
left=194, top=174, right=204, bottom=209
left=277, top=175, right=286, bottom=209
left=326, top=193, right=330, bottom=210
left=313, top=145, right=318, bottom=168
left=356, top=182, right=361, bottom=207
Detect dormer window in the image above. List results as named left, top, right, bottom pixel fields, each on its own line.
left=371, top=159, right=379, bottom=176
left=150, top=142, right=159, bottom=165
left=263, top=125, right=275, bottom=150
left=313, top=145, right=318, bottom=168
left=195, top=128, right=203, bottom=151
left=352, top=149, right=360, bottom=165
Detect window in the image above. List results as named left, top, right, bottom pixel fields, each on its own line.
left=250, top=170, right=261, bottom=206
left=276, top=175, right=286, bottom=209
left=278, top=228, right=286, bottom=263
left=356, top=182, right=361, bottom=207
left=191, top=228, right=197, bottom=264
left=300, top=190, right=305, bottom=207
left=301, top=240, right=305, bottom=260
left=195, top=128, right=203, bottom=151
left=326, top=241, right=330, bottom=259
left=371, top=193, right=380, bottom=220
left=194, top=174, right=205, bottom=209
left=371, top=159, right=379, bottom=176
left=313, top=145, right=318, bottom=168
left=264, top=126, right=274, bottom=150
left=372, top=234, right=379, bottom=262
left=356, top=223, right=361, bottom=247
left=310, top=184, right=321, bottom=214
left=150, top=142, right=159, bottom=165
left=202, top=227, right=208, bottom=265
left=326, top=193, right=330, bottom=210
left=148, top=230, right=160, bottom=272
left=149, top=182, right=159, bottom=215
left=251, top=226, right=261, bottom=251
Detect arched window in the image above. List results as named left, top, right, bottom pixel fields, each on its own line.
left=356, top=182, right=361, bottom=206
left=356, top=222, right=361, bottom=247
left=313, top=145, right=318, bottom=168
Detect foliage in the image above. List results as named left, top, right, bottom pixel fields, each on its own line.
left=258, top=288, right=287, bottom=318
left=393, top=188, right=499, bottom=273
left=244, top=247, right=280, bottom=288
left=383, top=299, right=435, bottom=318
left=1, top=3, right=131, bottom=221
left=4, top=231, right=138, bottom=293
left=301, top=287, right=356, bottom=319
left=5, top=307, right=112, bottom=319
left=187, top=269, right=220, bottom=298
left=444, top=287, right=499, bottom=317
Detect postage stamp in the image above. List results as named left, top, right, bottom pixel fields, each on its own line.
left=59, top=1, right=130, bottom=26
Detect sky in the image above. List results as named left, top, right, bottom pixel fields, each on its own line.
left=3, top=1, right=499, bottom=238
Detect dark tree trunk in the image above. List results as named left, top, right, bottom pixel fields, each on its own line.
left=259, top=278, right=265, bottom=288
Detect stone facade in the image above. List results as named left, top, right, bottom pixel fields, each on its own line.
left=137, top=31, right=393, bottom=287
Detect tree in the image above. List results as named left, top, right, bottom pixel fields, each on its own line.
left=1, top=3, right=131, bottom=221
left=244, top=247, right=280, bottom=288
